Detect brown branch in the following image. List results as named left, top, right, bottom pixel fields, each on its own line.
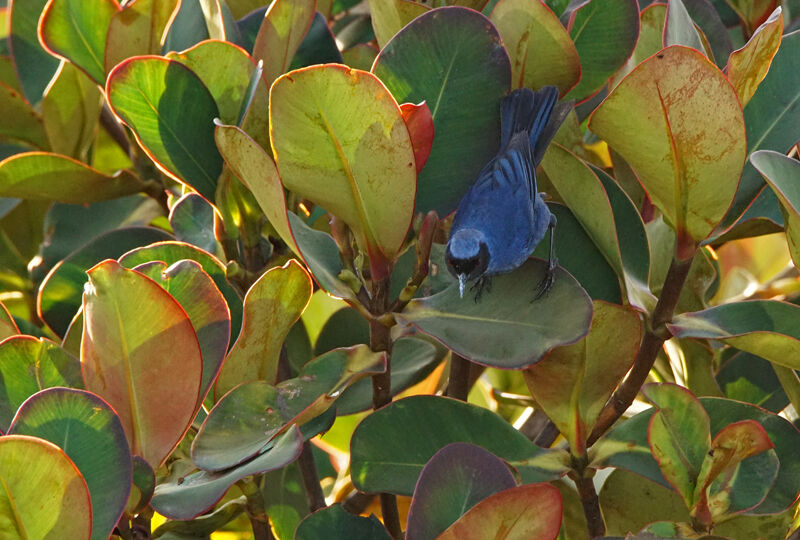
left=445, top=353, right=471, bottom=401
left=238, top=478, right=275, bottom=540
left=100, top=102, right=131, bottom=159
left=569, top=470, right=605, bottom=538
left=298, top=442, right=326, bottom=512
left=587, top=256, right=694, bottom=446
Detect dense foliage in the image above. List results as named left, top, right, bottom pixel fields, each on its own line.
left=0, top=0, right=799, bottom=538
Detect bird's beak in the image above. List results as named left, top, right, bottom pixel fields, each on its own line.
left=458, top=274, right=467, bottom=298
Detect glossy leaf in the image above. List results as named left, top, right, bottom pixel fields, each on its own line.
left=490, top=0, right=580, bottom=95
left=118, top=240, right=243, bottom=344
left=168, top=193, right=221, bottom=255
left=0, top=335, right=82, bottom=431
left=751, top=151, right=800, bottom=268
left=0, top=152, right=144, bottom=203
left=134, top=259, right=231, bottom=409
left=295, top=503, right=390, bottom=540
left=665, top=0, right=705, bottom=53
left=716, top=30, right=800, bottom=234
left=397, top=258, right=593, bottom=369
left=105, top=0, right=180, bottom=73
left=39, top=0, right=120, bottom=84
left=438, top=483, right=562, bottom=540
left=589, top=46, right=746, bottom=253
left=151, top=425, right=303, bottom=520
left=0, top=435, right=91, bottom=538
left=106, top=56, right=223, bottom=200
left=669, top=300, right=800, bottom=370
left=350, top=395, right=569, bottom=495
left=214, top=260, right=312, bottom=397
left=368, top=0, right=429, bottom=49
left=726, top=7, right=782, bottom=107
left=81, top=259, right=202, bottom=467
left=643, top=383, right=711, bottom=508
left=252, top=0, right=315, bottom=86
left=399, top=101, right=434, bottom=174
left=565, top=0, right=639, bottom=101
left=0, top=81, right=49, bottom=149
left=8, top=0, right=60, bottom=104
left=270, top=64, right=416, bottom=278
left=372, top=6, right=511, bottom=216
left=41, top=61, right=102, bottom=159
left=8, top=387, right=131, bottom=540
left=166, top=39, right=260, bottom=125
left=37, top=226, right=172, bottom=336
left=406, top=443, right=516, bottom=540
left=524, top=301, right=641, bottom=455
left=197, top=345, right=383, bottom=471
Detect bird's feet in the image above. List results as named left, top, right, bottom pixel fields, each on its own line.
left=533, top=258, right=557, bottom=301
left=471, top=275, right=493, bottom=302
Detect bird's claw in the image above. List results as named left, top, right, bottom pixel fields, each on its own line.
left=471, top=275, right=493, bottom=302
left=533, top=259, right=557, bottom=301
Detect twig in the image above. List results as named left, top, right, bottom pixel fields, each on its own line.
left=342, top=491, right=375, bottom=515
left=569, top=470, right=604, bottom=538
left=298, top=442, right=326, bottom=512
left=99, top=102, right=131, bottom=159
left=445, top=353, right=471, bottom=401
left=238, top=477, right=275, bottom=540
left=587, top=256, right=694, bottom=446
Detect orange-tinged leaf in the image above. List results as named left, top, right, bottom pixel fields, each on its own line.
left=81, top=260, right=202, bottom=468
left=0, top=80, right=49, bottom=149
left=490, top=0, right=581, bottom=96
left=589, top=46, right=746, bottom=253
left=724, top=0, right=778, bottom=34
left=270, top=64, right=417, bottom=279
left=253, top=0, right=315, bottom=87
left=400, top=101, right=434, bottom=174
left=438, top=483, right=562, bottom=540
left=105, top=0, right=180, bottom=74
left=726, top=7, right=782, bottom=107
left=0, top=301, right=20, bottom=340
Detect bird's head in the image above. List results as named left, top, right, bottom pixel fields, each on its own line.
left=445, top=229, right=490, bottom=298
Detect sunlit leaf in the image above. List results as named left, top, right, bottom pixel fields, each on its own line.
left=0, top=435, right=91, bottom=538
left=724, top=0, right=778, bottom=34
left=41, top=61, right=101, bottom=159
left=726, top=7, right=782, bottom=107
left=81, top=260, right=202, bottom=468
left=0, top=302, right=20, bottom=340
left=252, top=0, right=315, bottom=86
left=491, top=0, right=580, bottom=95
left=8, top=387, right=131, bottom=540
left=0, top=81, right=49, bottom=150
left=399, top=101, right=434, bottom=174
left=368, top=0, right=429, bottom=49
left=105, top=0, right=180, bottom=73
left=214, top=260, right=312, bottom=397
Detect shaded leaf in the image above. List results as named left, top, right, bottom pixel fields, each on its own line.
left=610, top=3, right=666, bottom=89
left=716, top=350, right=788, bottom=413
left=665, top=0, right=705, bottom=53
left=726, top=7, right=782, bottom=107
left=214, top=260, right=312, bottom=397
left=105, top=0, right=180, bottom=73
left=8, top=387, right=132, bottom=540
left=396, top=258, right=592, bottom=369
left=0, top=81, right=49, bottom=149
left=127, top=455, right=155, bottom=514
left=295, top=503, right=390, bottom=540
left=168, top=193, right=221, bottom=255
left=289, top=11, right=344, bottom=70
left=368, top=0, right=429, bottom=49
left=7, top=0, right=60, bottom=104
left=724, top=0, right=778, bottom=33
left=372, top=6, right=511, bottom=216
left=252, top=0, right=315, bottom=86
left=81, top=260, right=202, bottom=468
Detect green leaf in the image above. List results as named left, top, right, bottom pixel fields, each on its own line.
left=0, top=81, right=49, bottom=149
left=396, top=258, right=592, bottom=369
left=669, top=300, right=800, bottom=370
left=726, top=6, right=782, bottom=107
left=214, top=124, right=355, bottom=300
left=643, top=383, right=712, bottom=509
left=290, top=12, right=345, bottom=70
left=350, top=395, right=569, bottom=496
left=41, top=62, right=102, bottom=159
left=490, top=0, right=580, bottom=95
left=166, top=39, right=261, bottom=125
left=261, top=462, right=310, bottom=539
left=0, top=435, right=92, bottom=538
left=406, top=442, right=516, bottom=540
left=438, top=483, right=562, bottom=540
left=0, top=152, right=144, bottom=203
left=524, top=301, right=641, bottom=455
left=162, top=0, right=210, bottom=53
left=717, top=350, right=788, bottom=413
left=118, top=240, right=243, bottom=345
left=134, top=259, right=231, bottom=409
left=150, top=425, right=303, bottom=520
left=750, top=150, right=800, bottom=269
left=106, top=57, right=223, bottom=200
left=253, top=0, right=315, bottom=86
left=81, top=260, right=203, bottom=468
left=152, top=497, right=246, bottom=538
left=715, top=29, right=800, bottom=234
left=8, top=0, right=61, bottom=104
left=8, top=387, right=132, bottom=540
left=127, top=455, right=155, bottom=515
left=609, top=3, right=666, bottom=89
left=0, top=336, right=83, bottom=431
left=196, top=345, right=383, bottom=471
left=372, top=6, right=510, bottom=216
left=368, top=0, right=429, bottom=49
left=565, top=0, right=639, bottom=101
left=39, top=0, right=120, bottom=84
left=589, top=45, right=746, bottom=254
left=0, top=302, right=20, bottom=340
left=105, top=0, right=180, bottom=73
left=168, top=193, right=222, bottom=256
left=664, top=0, right=705, bottom=53
left=270, top=64, right=416, bottom=278
left=37, top=226, right=172, bottom=336
left=214, top=260, right=312, bottom=397
left=295, top=503, right=390, bottom=540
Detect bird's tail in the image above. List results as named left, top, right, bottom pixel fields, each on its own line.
left=500, top=86, right=572, bottom=166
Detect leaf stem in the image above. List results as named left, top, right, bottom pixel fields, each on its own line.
left=445, top=353, right=472, bottom=401
left=568, top=468, right=604, bottom=538
left=100, top=102, right=132, bottom=159
left=587, top=256, right=694, bottom=446
left=238, top=477, right=275, bottom=540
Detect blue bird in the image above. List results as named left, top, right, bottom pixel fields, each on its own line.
left=445, top=86, right=570, bottom=300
